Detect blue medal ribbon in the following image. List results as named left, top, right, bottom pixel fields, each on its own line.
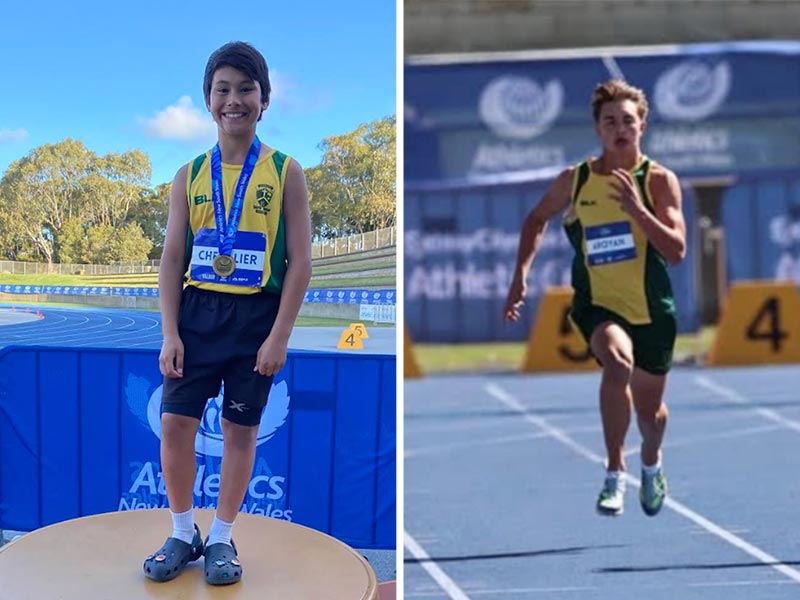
left=210, top=137, right=261, bottom=257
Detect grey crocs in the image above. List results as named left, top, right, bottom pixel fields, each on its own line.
left=143, top=524, right=204, bottom=582
left=204, top=538, right=242, bottom=585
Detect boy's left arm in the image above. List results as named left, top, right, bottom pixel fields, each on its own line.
left=255, top=159, right=313, bottom=376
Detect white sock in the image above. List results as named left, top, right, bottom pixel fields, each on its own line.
left=606, top=470, right=626, bottom=491
left=170, top=508, right=195, bottom=544
left=208, top=516, right=234, bottom=547
left=643, top=461, right=662, bottom=475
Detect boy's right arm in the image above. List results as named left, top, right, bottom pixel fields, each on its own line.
left=158, top=165, right=189, bottom=378
left=503, top=168, right=574, bottom=322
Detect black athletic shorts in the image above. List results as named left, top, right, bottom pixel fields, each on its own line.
left=570, top=304, right=677, bottom=375
left=161, top=285, right=281, bottom=426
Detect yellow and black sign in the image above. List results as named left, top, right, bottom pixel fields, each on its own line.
left=337, top=324, right=365, bottom=350
left=404, top=326, right=422, bottom=378
left=522, top=287, right=598, bottom=372
left=707, top=281, right=800, bottom=366
left=349, top=323, right=370, bottom=339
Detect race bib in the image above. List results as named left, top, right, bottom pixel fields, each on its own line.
left=585, top=221, right=636, bottom=266
left=190, top=228, right=267, bottom=287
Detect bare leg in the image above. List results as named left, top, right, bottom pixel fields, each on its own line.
left=216, top=418, right=259, bottom=523
left=161, top=414, right=201, bottom=512
left=631, top=369, right=669, bottom=467
left=590, top=322, right=635, bottom=472
left=144, top=414, right=203, bottom=582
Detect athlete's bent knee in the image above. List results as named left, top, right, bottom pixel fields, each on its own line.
left=602, top=348, right=634, bottom=384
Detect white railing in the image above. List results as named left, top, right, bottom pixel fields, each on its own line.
left=311, top=227, right=396, bottom=259
left=0, top=227, right=397, bottom=274
left=0, top=260, right=160, bottom=275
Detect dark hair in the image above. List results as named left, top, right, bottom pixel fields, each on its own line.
left=203, top=41, right=271, bottom=111
left=591, top=79, right=648, bottom=122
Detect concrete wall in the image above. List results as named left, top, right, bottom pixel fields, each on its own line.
left=405, top=0, right=800, bottom=55
left=0, top=293, right=159, bottom=310
left=299, top=303, right=363, bottom=319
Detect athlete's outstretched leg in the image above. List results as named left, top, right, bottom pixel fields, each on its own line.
left=590, top=322, right=634, bottom=515
left=631, top=369, right=668, bottom=467
left=591, top=322, right=634, bottom=472
left=632, top=368, right=669, bottom=516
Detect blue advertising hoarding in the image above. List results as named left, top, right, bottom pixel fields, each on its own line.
left=0, top=346, right=395, bottom=550
left=406, top=41, right=800, bottom=183
left=0, top=285, right=397, bottom=306
left=405, top=41, right=800, bottom=342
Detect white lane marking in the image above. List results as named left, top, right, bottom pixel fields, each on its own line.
left=695, top=375, right=800, bottom=434
left=405, top=531, right=473, bottom=600
left=404, top=586, right=598, bottom=597
left=406, top=430, right=602, bottom=459
left=621, top=424, right=783, bottom=457
left=484, top=382, right=800, bottom=586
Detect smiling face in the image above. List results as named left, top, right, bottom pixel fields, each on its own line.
left=206, top=66, right=269, bottom=138
left=595, top=99, right=646, bottom=157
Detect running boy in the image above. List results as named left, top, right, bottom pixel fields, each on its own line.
left=504, top=80, right=686, bottom=518
left=143, top=41, right=312, bottom=584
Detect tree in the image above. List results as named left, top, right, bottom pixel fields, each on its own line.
left=0, top=139, right=155, bottom=264
left=130, top=182, right=170, bottom=260
left=82, top=150, right=151, bottom=228
left=0, top=116, right=398, bottom=266
left=306, top=115, right=396, bottom=239
left=0, top=139, right=93, bottom=263
left=57, top=217, right=86, bottom=264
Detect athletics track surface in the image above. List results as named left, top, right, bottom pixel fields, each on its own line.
left=0, top=304, right=395, bottom=353
left=405, top=365, right=800, bottom=599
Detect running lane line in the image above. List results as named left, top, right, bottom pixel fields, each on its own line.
left=694, top=375, right=800, bottom=434
left=484, top=381, right=800, bottom=586
left=405, top=531, right=473, bottom=600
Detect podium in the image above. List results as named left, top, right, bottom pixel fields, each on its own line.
left=0, top=508, right=378, bottom=599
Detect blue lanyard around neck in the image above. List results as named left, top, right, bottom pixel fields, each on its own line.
left=209, top=137, right=261, bottom=256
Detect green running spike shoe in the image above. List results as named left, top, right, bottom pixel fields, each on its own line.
left=640, top=467, right=667, bottom=516
left=596, top=474, right=626, bottom=516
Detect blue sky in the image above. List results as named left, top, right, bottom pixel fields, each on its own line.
left=0, top=0, right=396, bottom=187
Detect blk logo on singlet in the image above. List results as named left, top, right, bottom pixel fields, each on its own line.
left=654, top=60, right=731, bottom=122
left=125, top=375, right=290, bottom=457
left=479, top=76, right=564, bottom=140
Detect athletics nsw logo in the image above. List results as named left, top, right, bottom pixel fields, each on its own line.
left=479, top=76, right=563, bottom=140
left=654, top=60, right=731, bottom=122
left=125, top=375, right=290, bottom=457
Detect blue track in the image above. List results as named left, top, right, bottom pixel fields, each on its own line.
left=0, top=304, right=161, bottom=349
left=405, top=365, right=800, bottom=599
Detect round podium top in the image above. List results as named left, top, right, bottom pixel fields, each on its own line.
left=0, top=509, right=378, bottom=600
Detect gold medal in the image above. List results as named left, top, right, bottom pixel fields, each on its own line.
left=212, top=254, right=236, bottom=277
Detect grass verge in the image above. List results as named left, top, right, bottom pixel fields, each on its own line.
left=411, top=327, right=717, bottom=374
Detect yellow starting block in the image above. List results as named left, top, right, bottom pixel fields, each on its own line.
left=337, top=324, right=366, bottom=350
